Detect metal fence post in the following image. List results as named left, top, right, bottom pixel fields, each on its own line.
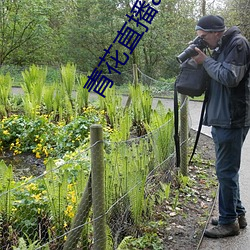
left=91, top=124, right=106, bottom=250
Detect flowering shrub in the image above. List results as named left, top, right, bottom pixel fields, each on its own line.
left=12, top=177, right=49, bottom=239
left=0, top=106, right=105, bottom=158
left=0, top=143, right=91, bottom=246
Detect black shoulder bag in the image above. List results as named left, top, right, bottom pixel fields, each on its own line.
left=175, top=58, right=208, bottom=97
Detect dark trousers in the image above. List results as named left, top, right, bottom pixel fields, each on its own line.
left=211, top=126, right=249, bottom=225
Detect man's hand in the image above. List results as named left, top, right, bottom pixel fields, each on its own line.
left=192, top=47, right=207, bottom=64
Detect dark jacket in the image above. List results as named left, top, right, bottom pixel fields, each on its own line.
left=203, top=26, right=250, bottom=128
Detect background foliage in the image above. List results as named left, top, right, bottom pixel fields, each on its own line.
left=1, top=0, right=249, bottom=81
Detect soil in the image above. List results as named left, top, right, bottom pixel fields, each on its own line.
left=0, top=152, right=45, bottom=180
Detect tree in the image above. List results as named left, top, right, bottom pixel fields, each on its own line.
left=64, top=0, right=134, bottom=72
left=220, top=0, right=250, bottom=39
left=0, top=0, right=51, bottom=65
left=0, top=0, right=233, bottom=80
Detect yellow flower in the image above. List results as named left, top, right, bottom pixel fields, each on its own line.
left=36, top=152, right=41, bottom=159
left=21, top=176, right=32, bottom=181
left=100, top=110, right=106, bottom=115
left=3, top=130, right=9, bottom=135
left=71, top=195, right=76, bottom=204
left=14, top=149, right=22, bottom=155
left=12, top=207, right=17, bottom=212
left=32, top=193, right=42, bottom=201
left=65, top=205, right=74, bottom=218
left=26, top=183, right=37, bottom=191
left=43, top=147, right=49, bottom=157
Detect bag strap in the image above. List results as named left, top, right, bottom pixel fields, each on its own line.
left=188, top=91, right=208, bottom=164
left=174, top=80, right=180, bottom=168
left=174, top=81, right=208, bottom=168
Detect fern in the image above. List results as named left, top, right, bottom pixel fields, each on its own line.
left=21, top=65, right=47, bottom=118
left=101, top=86, right=122, bottom=128
left=129, top=84, right=153, bottom=125
left=76, top=74, right=89, bottom=113
left=13, top=232, right=46, bottom=250
left=127, top=142, right=149, bottom=224
left=144, top=100, right=175, bottom=163
left=0, top=160, right=14, bottom=221
left=43, top=84, right=55, bottom=113
left=105, top=138, right=152, bottom=225
left=43, top=159, right=68, bottom=228
left=61, top=63, right=76, bottom=100
left=0, top=73, right=12, bottom=116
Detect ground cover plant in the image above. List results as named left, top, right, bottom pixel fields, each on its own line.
left=0, top=65, right=217, bottom=249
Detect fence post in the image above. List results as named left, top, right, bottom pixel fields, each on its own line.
left=133, top=64, right=138, bottom=86
left=125, top=64, right=138, bottom=109
left=91, top=124, right=106, bottom=250
left=180, top=94, right=188, bottom=176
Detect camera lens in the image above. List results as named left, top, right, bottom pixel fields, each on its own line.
left=176, top=44, right=198, bottom=63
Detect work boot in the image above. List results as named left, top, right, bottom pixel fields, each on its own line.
left=211, top=214, right=247, bottom=229
left=204, top=222, right=240, bottom=238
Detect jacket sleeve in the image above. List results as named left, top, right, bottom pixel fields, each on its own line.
left=203, top=38, right=250, bottom=87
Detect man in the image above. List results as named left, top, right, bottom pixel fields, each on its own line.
left=192, top=15, right=250, bottom=238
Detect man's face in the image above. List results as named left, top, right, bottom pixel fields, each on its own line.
left=196, top=30, right=221, bottom=49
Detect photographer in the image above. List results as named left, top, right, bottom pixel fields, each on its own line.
left=192, top=15, right=250, bottom=238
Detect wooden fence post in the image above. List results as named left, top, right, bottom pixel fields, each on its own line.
left=133, top=64, right=138, bottom=86
left=125, top=64, right=138, bottom=109
left=91, top=124, right=106, bottom=250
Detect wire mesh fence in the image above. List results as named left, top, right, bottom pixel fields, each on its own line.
left=0, top=65, right=191, bottom=249
left=0, top=119, right=188, bottom=249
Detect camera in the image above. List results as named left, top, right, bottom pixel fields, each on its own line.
left=176, top=36, right=208, bottom=64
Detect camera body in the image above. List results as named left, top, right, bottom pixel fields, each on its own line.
left=176, top=36, right=208, bottom=63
